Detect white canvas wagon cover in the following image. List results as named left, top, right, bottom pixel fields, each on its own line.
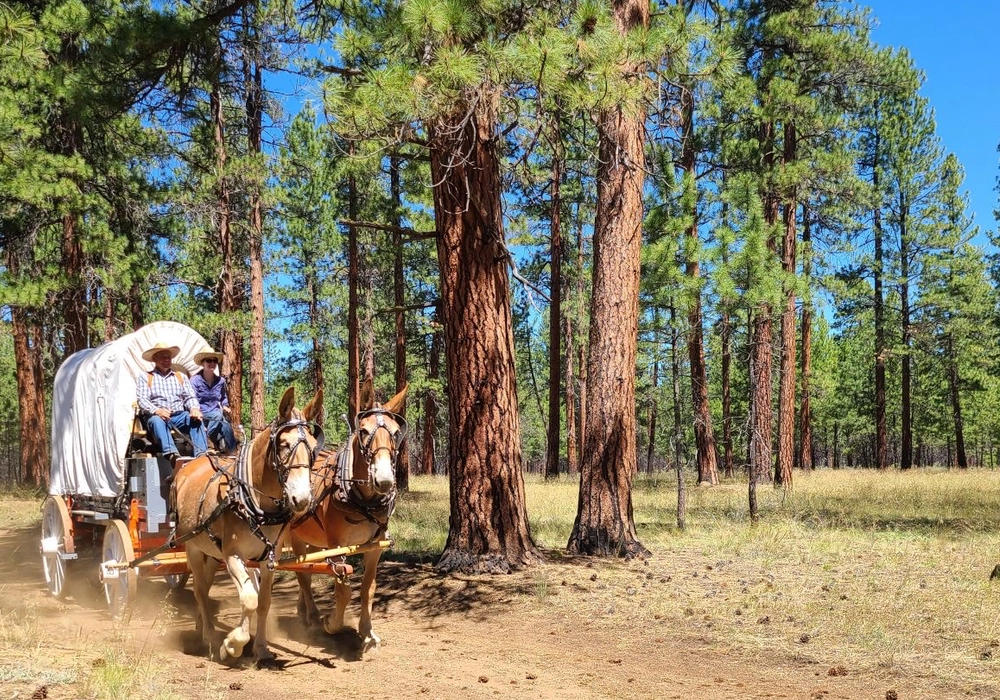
left=49, top=321, right=210, bottom=497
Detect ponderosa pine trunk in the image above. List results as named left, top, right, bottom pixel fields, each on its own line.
left=421, top=306, right=440, bottom=476
left=575, top=217, right=587, bottom=473
left=671, top=304, right=685, bottom=529
left=61, top=212, right=87, bottom=355
left=431, top=95, right=539, bottom=573
left=308, top=275, right=324, bottom=397
left=721, top=306, right=735, bottom=478
left=545, top=132, right=563, bottom=481
left=213, top=79, right=244, bottom=427
left=646, top=350, right=658, bottom=473
left=900, top=215, right=913, bottom=470
left=873, top=115, right=887, bottom=470
left=347, top=163, right=360, bottom=421
left=749, top=120, right=778, bottom=522
left=947, top=336, right=967, bottom=468
left=391, top=157, right=410, bottom=490
left=797, top=206, right=813, bottom=470
left=6, top=240, right=48, bottom=487
left=12, top=310, right=47, bottom=487
left=680, top=83, right=719, bottom=486
left=55, top=35, right=87, bottom=357
left=567, top=0, right=649, bottom=558
left=720, top=205, right=735, bottom=479
left=245, top=22, right=265, bottom=433
left=565, top=293, right=578, bottom=475
left=774, top=122, right=796, bottom=488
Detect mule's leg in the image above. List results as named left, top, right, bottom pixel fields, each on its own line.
left=290, top=538, right=322, bottom=627
left=323, top=576, right=352, bottom=635
left=252, top=567, right=276, bottom=663
left=357, top=550, right=382, bottom=652
left=186, top=549, right=217, bottom=655
left=219, top=554, right=256, bottom=661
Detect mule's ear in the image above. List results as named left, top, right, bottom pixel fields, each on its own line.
left=384, top=383, right=408, bottom=415
left=303, top=388, right=324, bottom=424
left=359, top=376, right=374, bottom=411
left=278, top=386, right=296, bottom=420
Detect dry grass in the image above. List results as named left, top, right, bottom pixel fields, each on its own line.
left=395, top=468, right=1000, bottom=693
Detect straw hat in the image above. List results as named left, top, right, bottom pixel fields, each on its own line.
left=142, top=341, right=180, bottom=362
left=194, top=346, right=224, bottom=365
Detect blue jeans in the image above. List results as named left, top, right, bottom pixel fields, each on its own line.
left=203, top=409, right=238, bottom=452
left=147, top=412, right=209, bottom=457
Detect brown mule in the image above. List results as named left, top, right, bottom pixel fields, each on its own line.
left=172, top=386, right=322, bottom=663
left=290, top=379, right=407, bottom=653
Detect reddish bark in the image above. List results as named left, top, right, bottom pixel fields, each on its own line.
left=797, top=208, right=814, bottom=470
left=213, top=80, right=244, bottom=427
left=567, top=0, right=649, bottom=558
left=347, top=168, right=360, bottom=421
left=680, top=83, right=719, bottom=486
left=430, top=94, right=539, bottom=573
left=750, top=118, right=778, bottom=522
left=545, top=134, right=563, bottom=481
left=391, top=157, right=410, bottom=490
left=775, top=122, right=797, bottom=488
left=245, top=28, right=265, bottom=433
left=421, top=308, right=440, bottom=476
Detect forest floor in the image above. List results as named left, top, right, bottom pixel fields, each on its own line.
left=3, top=512, right=997, bottom=700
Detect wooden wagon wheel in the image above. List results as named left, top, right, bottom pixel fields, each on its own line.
left=101, top=520, right=137, bottom=620
left=40, top=496, right=73, bottom=598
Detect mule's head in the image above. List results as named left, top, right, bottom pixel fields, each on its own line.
left=353, top=379, right=408, bottom=496
left=268, top=386, right=324, bottom=516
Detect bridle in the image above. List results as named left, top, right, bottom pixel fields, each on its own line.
left=354, top=408, right=407, bottom=478
left=293, top=407, right=406, bottom=532
left=267, top=417, right=324, bottom=497
left=187, top=415, right=324, bottom=566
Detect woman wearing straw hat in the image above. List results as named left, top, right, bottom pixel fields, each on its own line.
left=136, top=341, right=209, bottom=460
left=190, top=346, right=238, bottom=453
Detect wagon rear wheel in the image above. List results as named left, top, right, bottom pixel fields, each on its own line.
left=40, top=496, right=72, bottom=598
left=101, top=520, right=137, bottom=620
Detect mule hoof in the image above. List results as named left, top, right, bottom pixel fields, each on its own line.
left=254, top=648, right=276, bottom=666
left=362, top=632, right=381, bottom=654
left=221, top=637, right=245, bottom=661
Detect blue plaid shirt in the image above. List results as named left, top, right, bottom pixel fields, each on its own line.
left=136, top=369, right=199, bottom=415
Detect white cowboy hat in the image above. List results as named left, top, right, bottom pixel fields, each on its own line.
left=142, top=341, right=181, bottom=362
left=194, top=346, right=224, bottom=365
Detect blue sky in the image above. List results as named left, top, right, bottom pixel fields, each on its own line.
left=866, top=0, right=1000, bottom=240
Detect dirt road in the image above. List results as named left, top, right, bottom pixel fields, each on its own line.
left=0, top=523, right=979, bottom=700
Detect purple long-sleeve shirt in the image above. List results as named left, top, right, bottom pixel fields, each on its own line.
left=190, top=372, right=230, bottom=414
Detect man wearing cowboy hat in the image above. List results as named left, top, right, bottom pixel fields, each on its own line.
left=190, top=346, right=238, bottom=452
left=136, top=341, right=209, bottom=460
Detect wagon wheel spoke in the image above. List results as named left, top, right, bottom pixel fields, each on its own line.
left=40, top=496, right=72, bottom=599
left=101, top=520, right=137, bottom=620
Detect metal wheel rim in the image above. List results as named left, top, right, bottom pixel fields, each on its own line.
left=40, top=497, right=67, bottom=598
left=102, top=520, right=136, bottom=620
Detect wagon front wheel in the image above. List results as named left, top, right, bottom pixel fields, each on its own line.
left=40, top=496, right=73, bottom=598
left=100, top=520, right=137, bottom=620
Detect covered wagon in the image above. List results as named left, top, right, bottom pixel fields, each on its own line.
left=41, top=321, right=210, bottom=616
